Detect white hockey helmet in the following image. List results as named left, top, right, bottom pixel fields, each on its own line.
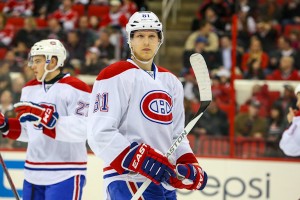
left=28, top=39, right=67, bottom=82
left=126, top=11, right=164, bottom=44
left=295, top=84, right=300, bottom=96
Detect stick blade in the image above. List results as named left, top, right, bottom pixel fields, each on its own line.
left=190, top=53, right=212, bottom=102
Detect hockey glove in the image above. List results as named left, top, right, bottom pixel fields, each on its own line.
left=14, top=102, right=59, bottom=129
left=169, top=163, right=207, bottom=190
left=122, top=142, right=176, bottom=184
left=0, top=112, right=8, bottom=135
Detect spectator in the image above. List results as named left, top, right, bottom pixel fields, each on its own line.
left=241, top=37, right=269, bottom=73
left=274, top=84, right=297, bottom=118
left=235, top=100, right=268, bottom=138
left=268, top=36, right=300, bottom=72
left=11, top=75, right=25, bottom=103
left=94, top=28, right=116, bottom=65
left=120, top=0, right=138, bottom=18
left=238, top=4, right=256, bottom=32
left=183, top=71, right=198, bottom=103
left=193, top=98, right=229, bottom=136
left=288, top=30, right=300, bottom=51
left=89, top=15, right=100, bottom=31
left=236, top=5, right=257, bottom=49
left=81, top=47, right=106, bottom=75
left=0, top=90, right=15, bottom=150
left=257, top=0, right=281, bottom=24
left=243, top=58, right=266, bottom=80
left=185, top=20, right=219, bottom=52
left=13, top=41, right=28, bottom=66
left=33, top=0, right=61, bottom=19
left=211, top=71, right=231, bottom=107
left=22, top=63, right=35, bottom=82
left=50, top=0, right=79, bottom=31
left=0, top=89, right=14, bottom=117
left=65, top=30, right=87, bottom=66
left=133, top=0, right=148, bottom=11
left=4, top=50, right=21, bottom=72
left=77, top=15, right=98, bottom=48
left=214, top=34, right=242, bottom=73
left=267, top=56, right=300, bottom=80
left=203, top=6, right=225, bottom=33
left=41, top=17, right=67, bottom=40
left=99, top=0, right=128, bottom=30
left=265, top=103, right=285, bottom=157
left=0, top=61, right=10, bottom=77
left=192, top=0, right=231, bottom=31
left=253, top=20, right=278, bottom=54
left=3, top=0, right=34, bottom=17
left=0, top=13, right=15, bottom=47
left=280, top=0, right=300, bottom=26
left=12, top=16, right=42, bottom=49
left=0, top=75, right=12, bottom=98
left=244, top=84, right=270, bottom=117
left=182, top=36, right=217, bottom=75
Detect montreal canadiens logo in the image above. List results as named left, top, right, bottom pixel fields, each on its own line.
left=140, top=90, right=173, bottom=124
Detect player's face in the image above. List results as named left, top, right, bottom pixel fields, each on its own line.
left=31, top=55, right=46, bottom=80
left=131, top=30, right=160, bottom=61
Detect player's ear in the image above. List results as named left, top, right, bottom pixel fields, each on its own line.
left=49, top=56, right=58, bottom=69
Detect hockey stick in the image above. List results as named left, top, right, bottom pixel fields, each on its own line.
left=131, top=53, right=212, bottom=200
left=0, top=153, right=20, bottom=200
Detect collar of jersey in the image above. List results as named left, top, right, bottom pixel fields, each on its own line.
left=43, top=73, right=69, bottom=92
left=44, top=72, right=67, bottom=84
left=127, top=59, right=157, bottom=80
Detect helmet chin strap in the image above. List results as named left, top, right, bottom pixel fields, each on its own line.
left=37, top=59, right=60, bottom=82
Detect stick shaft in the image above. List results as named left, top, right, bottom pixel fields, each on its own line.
left=0, top=153, right=20, bottom=200
left=131, top=53, right=212, bottom=200
left=131, top=112, right=205, bottom=200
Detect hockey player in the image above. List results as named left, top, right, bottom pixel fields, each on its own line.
left=0, top=39, right=91, bottom=200
left=280, top=84, right=300, bottom=157
left=87, top=11, right=207, bottom=199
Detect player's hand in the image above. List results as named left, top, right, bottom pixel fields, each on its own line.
left=169, top=163, right=207, bottom=190
left=122, top=142, right=176, bottom=184
left=0, top=112, right=8, bottom=135
left=14, top=101, right=59, bottom=129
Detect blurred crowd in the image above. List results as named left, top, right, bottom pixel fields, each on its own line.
left=0, top=0, right=299, bottom=158
left=183, top=0, right=300, bottom=158
left=0, top=0, right=148, bottom=149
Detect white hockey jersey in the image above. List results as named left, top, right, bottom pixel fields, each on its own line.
left=280, top=116, right=300, bottom=156
left=12, top=74, right=91, bottom=185
left=87, top=59, right=194, bottom=190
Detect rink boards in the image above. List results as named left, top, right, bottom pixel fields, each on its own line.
left=0, top=151, right=299, bottom=200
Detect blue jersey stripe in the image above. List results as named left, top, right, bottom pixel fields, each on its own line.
left=103, top=171, right=130, bottom=179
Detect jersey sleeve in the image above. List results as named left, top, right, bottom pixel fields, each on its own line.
left=279, top=116, right=300, bottom=157
left=87, top=74, right=131, bottom=165
left=54, top=87, right=90, bottom=143
left=172, top=78, right=195, bottom=161
left=4, top=118, right=28, bottom=142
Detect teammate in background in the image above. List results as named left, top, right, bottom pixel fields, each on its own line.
left=87, top=11, right=207, bottom=199
left=0, top=39, right=91, bottom=200
left=280, top=84, right=300, bottom=157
